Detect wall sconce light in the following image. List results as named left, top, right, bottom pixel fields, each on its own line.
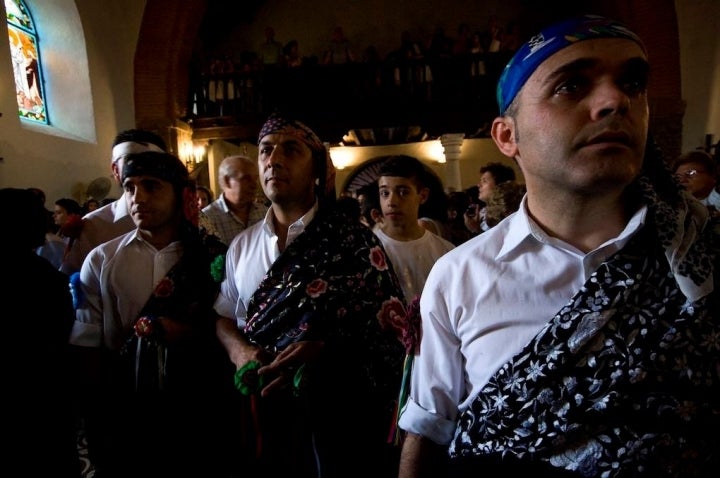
left=424, top=139, right=447, bottom=163
left=193, top=144, right=207, bottom=164
left=328, top=145, right=354, bottom=170
left=179, top=142, right=207, bottom=172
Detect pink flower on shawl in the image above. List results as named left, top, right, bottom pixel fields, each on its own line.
left=377, top=296, right=406, bottom=333
left=369, top=246, right=389, bottom=271
left=403, top=295, right=422, bottom=354
left=306, top=278, right=328, bottom=298
left=154, top=277, right=174, bottom=298
left=376, top=295, right=422, bottom=354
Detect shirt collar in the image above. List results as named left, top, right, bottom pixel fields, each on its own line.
left=262, top=199, right=319, bottom=246
left=496, top=196, right=533, bottom=260
left=114, top=196, right=129, bottom=221
left=497, top=196, right=647, bottom=260
left=125, top=228, right=183, bottom=252
left=216, top=194, right=228, bottom=212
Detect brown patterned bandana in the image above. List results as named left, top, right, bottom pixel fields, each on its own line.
left=258, top=113, right=337, bottom=199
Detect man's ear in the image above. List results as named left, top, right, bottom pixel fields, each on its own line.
left=111, top=162, right=122, bottom=182
left=221, top=175, right=232, bottom=189
left=418, top=186, right=430, bottom=205
left=491, top=116, right=519, bottom=159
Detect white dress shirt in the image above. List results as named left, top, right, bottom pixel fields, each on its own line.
left=213, top=203, right=317, bottom=328
left=69, top=229, right=182, bottom=351
left=701, top=188, right=720, bottom=209
left=398, top=198, right=647, bottom=444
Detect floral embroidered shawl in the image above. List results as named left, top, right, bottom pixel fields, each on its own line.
left=123, top=226, right=227, bottom=392
left=243, top=205, right=406, bottom=435
left=449, top=147, right=720, bottom=476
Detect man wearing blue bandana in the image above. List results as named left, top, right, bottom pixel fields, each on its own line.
left=398, top=15, right=719, bottom=477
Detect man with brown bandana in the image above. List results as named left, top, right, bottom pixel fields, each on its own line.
left=214, top=114, right=407, bottom=477
left=398, top=15, right=719, bottom=478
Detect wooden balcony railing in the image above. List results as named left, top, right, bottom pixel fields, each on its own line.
left=186, top=52, right=512, bottom=143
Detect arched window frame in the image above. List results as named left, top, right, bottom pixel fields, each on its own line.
left=5, top=0, right=48, bottom=124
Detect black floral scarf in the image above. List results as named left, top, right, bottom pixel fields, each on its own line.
left=450, top=151, right=720, bottom=476
left=240, top=206, right=407, bottom=457
left=122, top=227, right=227, bottom=392
left=244, top=206, right=406, bottom=392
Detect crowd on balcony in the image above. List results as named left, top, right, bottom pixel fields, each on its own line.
left=189, top=17, right=521, bottom=122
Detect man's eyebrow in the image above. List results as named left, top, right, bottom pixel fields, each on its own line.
left=542, top=55, right=649, bottom=85
left=541, top=57, right=598, bottom=85
left=123, top=176, right=163, bottom=186
left=259, top=138, right=304, bottom=147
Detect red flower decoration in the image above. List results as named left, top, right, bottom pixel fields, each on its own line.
left=369, top=246, right=388, bottom=271
left=403, top=295, right=422, bottom=354
left=154, top=277, right=174, bottom=298
left=377, top=295, right=422, bottom=354
left=134, top=316, right=155, bottom=338
left=377, top=296, right=406, bottom=333
left=306, top=278, right=328, bottom=298
left=59, top=214, right=84, bottom=239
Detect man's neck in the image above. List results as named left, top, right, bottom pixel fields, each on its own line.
left=525, top=189, right=634, bottom=253
left=226, top=197, right=251, bottom=218
left=138, top=226, right=179, bottom=251
left=271, top=200, right=315, bottom=252
left=383, top=222, right=425, bottom=242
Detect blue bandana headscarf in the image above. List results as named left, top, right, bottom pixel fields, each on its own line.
left=496, top=15, right=646, bottom=115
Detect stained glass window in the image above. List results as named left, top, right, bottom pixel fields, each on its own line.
left=5, top=0, right=47, bottom=124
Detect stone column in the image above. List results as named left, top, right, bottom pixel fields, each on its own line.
left=440, top=133, right=465, bottom=192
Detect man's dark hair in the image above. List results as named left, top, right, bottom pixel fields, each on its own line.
left=480, top=162, right=516, bottom=184
left=672, top=150, right=718, bottom=176
left=112, top=128, right=167, bottom=151
left=356, top=181, right=381, bottom=226
left=336, top=195, right=361, bottom=221
left=54, top=197, right=83, bottom=216
left=377, top=155, right=428, bottom=189
left=2, top=188, right=48, bottom=249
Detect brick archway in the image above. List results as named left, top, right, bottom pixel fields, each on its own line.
left=133, top=0, right=208, bottom=140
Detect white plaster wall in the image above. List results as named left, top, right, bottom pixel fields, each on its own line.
left=0, top=0, right=146, bottom=204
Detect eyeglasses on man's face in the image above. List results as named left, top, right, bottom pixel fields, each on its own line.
left=675, top=168, right=706, bottom=179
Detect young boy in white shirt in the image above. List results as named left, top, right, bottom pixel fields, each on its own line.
left=374, top=155, right=455, bottom=303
